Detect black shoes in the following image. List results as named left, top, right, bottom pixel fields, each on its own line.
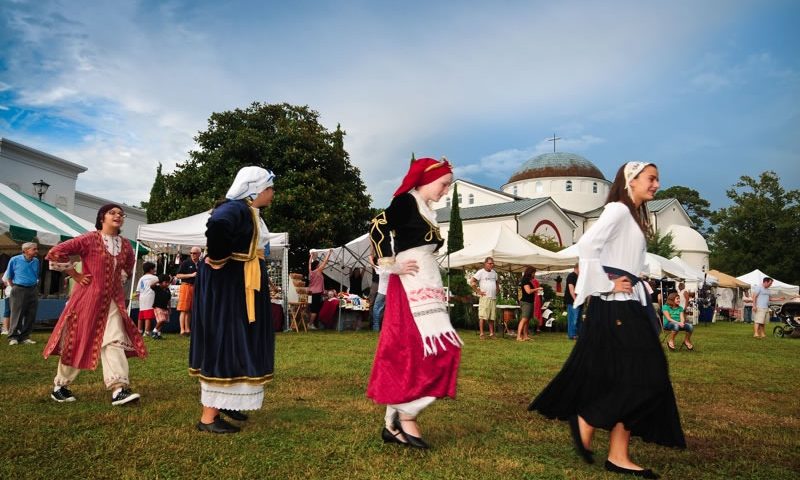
left=381, top=427, right=406, bottom=445
left=568, top=415, right=594, bottom=464
left=51, top=386, right=76, bottom=403
left=393, top=415, right=430, bottom=450
left=220, top=409, right=249, bottom=422
left=605, top=460, right=659, bottom=479
left=197, top=417, right=241, bottom=434
left=111, top=388, right=140, bottom=406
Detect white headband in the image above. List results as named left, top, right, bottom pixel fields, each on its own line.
left=225, top=166, right=275, bottom=200
left=623, top=161, right=650, bottom=191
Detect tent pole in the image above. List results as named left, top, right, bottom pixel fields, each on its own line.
left=337, top=247, right=344, bottom=332
left=128, top=240, right=140, bottom=316
left=283, top=239, right=289, bottom=332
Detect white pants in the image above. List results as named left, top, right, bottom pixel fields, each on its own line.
left=385, top=396, right=436, bottom=428
left=54, top=302, right=131, bottom=390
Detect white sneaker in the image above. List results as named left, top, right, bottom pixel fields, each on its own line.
left=111, top=388, right=141, bottom=406
left=1, top=329, right=8, bottom=335
left=22, top=338, right=36, bottom=345
left=9, top=339, right=18, bottom=345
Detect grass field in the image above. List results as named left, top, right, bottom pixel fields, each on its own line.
left=1, top=322, right=798, bottom=479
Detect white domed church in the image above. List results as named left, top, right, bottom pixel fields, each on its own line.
left=432, top=151, right=711, bottom=271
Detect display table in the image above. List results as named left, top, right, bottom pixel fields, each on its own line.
left=1, top=298, right=68, bottom=324
left=472, top=303, right=520, bottom=337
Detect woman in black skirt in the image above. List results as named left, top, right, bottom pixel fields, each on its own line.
left=529, top=162, right=685, bottom=479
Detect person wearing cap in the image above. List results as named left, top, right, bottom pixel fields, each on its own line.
left=5, top=242, right=40, bottom=346
left=367, top=156, right=463, bottom=450
left=529, top=162, right=684, bottom=479
left=189, top=166, right=276, bottom=434
left=44, top=204, right=147, bottom=406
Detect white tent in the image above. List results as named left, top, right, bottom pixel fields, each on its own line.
left=310, top=233, right=373, bottom=293
left=447, top=224, right=574, bottom=272
left=549, top=245, right=688, bottom=280
left=135, top=210, right=291, bottom=329
left=736, top=269, right=799, bottom=297
left=670, top=256, right=718, bottom=284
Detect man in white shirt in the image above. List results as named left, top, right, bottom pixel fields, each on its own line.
left=752, top=277, right=780, bottom=338
left=471, top=257, right=499, bottom=339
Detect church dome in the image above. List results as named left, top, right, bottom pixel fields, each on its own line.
left=508, top=152, right=606, bottom=183
left=664, top=224, right=710, bottom=253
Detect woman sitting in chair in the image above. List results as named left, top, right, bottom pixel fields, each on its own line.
left=662, top=292, right=694, bottom=351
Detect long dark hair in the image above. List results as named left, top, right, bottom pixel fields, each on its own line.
left=521, top=266, right=536, bottom=284
left=606, top=163, right=656, bottom=236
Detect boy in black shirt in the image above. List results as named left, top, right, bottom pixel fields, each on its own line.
left=151, top=275, right=172, bottom=339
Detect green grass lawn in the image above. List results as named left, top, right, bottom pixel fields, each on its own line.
left=1, top=322, right=798, bottom=479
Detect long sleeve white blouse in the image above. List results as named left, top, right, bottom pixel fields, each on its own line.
left=574, top=202, right=649, bottom=308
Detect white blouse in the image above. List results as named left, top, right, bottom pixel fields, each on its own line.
left=574, top=202, right=649, bottom=308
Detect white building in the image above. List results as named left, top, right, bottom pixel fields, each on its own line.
left=0, top=137, right=147, bottom=235
left=433, top=152, right=711, bottom=271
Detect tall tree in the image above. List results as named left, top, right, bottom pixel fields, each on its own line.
left=646, top=231, right=676, bottom=258
left=150, top=102, right=373, bottom=269
left=145, top=163, right=170, bottom=223
left=654, top=186, right=713, bottom=236
left=446, top=183, right=472, bottom=327
left=710, top=171, right=800, bottom=284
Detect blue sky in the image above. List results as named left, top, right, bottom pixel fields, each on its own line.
left=1, top=0, right=798, bottom=210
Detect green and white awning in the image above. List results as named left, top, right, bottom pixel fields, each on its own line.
left=0, top=182, right=96, bottom=246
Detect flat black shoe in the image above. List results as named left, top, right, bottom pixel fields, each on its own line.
left=394, top=416, right=430, bottom=450
left=605, top=460, right=659, bottom=479
left=196, top=417, right=240, bottom=434
left=381, top=427, right=407, bottom=445
left=568, top=415, right=594, bottom=464
left=220, top=409, right=249, bottom=421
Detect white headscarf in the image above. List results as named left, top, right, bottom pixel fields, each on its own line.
left=623, top=161, right=652, bottom=201
left=225, top=166, right=275, bottom=201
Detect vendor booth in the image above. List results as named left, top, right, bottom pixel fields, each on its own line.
left=135, top=210, right=291, bottom=331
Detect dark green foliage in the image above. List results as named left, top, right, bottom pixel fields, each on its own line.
left=647, top=230, right=676, bottom=258
left=145, top=163, right=170, bottom=223
left=710, top=171, right=800, bottom=284
left=655, top=186, right=713, bottom=236
left=146, top=103, right=372, bottom=270
left=446, top=183, right=473, bottom=327
left=526, top=233, right=561, bottom=252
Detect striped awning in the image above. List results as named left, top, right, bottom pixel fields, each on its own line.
left=0, top=183, right=95, bottom=246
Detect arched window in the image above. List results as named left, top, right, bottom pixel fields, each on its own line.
left=535, top=181, right=543, bottom=193
left=592, top=182, right=598, bottom=193
left=445, top=197, right=451, bottom=207
left=566, top=180, right=573, bottom=192
left=468, top=193, right=475, bottom=205
left=512, top=186, right=518, bottom=196
left=457, top=193, right=462, bottom=204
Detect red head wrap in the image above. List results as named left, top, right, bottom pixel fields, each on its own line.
left=393, top=157, right=453, bottom=197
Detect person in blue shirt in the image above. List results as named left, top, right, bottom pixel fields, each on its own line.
left=6, top=242, right=40, bottom=345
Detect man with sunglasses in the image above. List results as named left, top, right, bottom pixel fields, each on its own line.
left=176, top=247, right=202, bottom=336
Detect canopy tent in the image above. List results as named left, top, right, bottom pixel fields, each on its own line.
left=736, top=269, right=799, bottom=297
left=309, top=233, right=374, bottom=293
left=545, top=244, right=689, bottom=280
left=670, top=257, right=718, bottom=285
left=708, top=269, right=749, bottom=289
left=135, top=210, right=291, bottom=328
left=446, top=224, right=574, bottom=272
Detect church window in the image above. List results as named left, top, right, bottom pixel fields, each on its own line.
left=457, top=193, right=462, bottom=204
left=566, top=180, right=573, bottom=192
left=468, top=194, right=474, bottom=205
left=445, top=197, right=451, bottom=207
left=535, top=181, right=543, bottom=193
left=512, top=186, right=518, bottom=196
left=592, top=182, right=598, bottom=193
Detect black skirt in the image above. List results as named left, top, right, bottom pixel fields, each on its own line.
left=189, top=259, right=275, bottom=383
left=529, top=298, right=686, bottom=448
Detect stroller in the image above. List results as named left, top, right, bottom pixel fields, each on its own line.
left=773, top=300, right=800, bottom=338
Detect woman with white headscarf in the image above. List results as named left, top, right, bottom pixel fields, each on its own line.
left=190, top=166, right=276, bottom=434
left=529, top=162, right=684, bottom=479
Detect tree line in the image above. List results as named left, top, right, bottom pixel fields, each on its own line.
left=144, top=102, right=799, bottom=284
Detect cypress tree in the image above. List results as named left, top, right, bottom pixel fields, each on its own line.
left=446, top=184, right=473, bottom=327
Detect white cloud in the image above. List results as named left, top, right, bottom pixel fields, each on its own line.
left=0, top=0, right=764, bottom=207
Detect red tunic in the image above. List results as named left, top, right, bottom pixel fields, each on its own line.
left=43, top=231, right=147, bottom=369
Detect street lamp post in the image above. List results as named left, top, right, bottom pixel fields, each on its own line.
left=32, top=179, right=50, bottom=201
